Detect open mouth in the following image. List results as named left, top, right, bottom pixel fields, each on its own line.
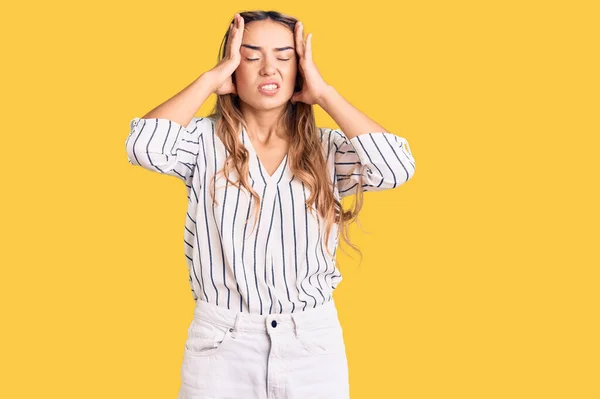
left=258, top=83, right=280, bottom=95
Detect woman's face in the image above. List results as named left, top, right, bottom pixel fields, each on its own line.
left=234, top=19, right=298, bottom=112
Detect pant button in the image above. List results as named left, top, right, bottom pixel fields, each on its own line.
left=271, top=320, right=277, bottom=327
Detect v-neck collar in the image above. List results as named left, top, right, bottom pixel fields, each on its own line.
left=241, top=126, right=290, bottom=186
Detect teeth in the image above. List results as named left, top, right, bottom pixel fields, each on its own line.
left=260, top=84, right=278, bottom=90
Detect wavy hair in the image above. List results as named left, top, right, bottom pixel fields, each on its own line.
left=206, top=10, right=367, bottom=268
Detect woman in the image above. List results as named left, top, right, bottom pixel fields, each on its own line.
left=125, top=9, right=416, bottom=399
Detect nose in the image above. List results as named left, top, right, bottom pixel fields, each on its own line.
left=260, top=57, right=277, bottom=76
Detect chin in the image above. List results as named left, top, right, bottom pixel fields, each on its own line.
left=247, top=98, right=290, bottom=111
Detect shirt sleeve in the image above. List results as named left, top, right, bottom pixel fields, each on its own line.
left=125, top=116, right=211, bottom=184
left=325, top=128, right=416, bottom=198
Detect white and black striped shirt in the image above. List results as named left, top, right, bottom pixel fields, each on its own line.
left=125, top=116, right=416, bottom=314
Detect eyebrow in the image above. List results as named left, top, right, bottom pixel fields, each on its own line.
left=241, top=44, right=295, bottom=52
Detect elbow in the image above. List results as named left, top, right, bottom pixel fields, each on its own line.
left=401, top=163, right=416, bottom=185
left=125, top=117, right=144, bottom=166
left=125, top=131, right=139, bottom=166
left=389, top=162, right=415, bottom=189
left=398, top=143, right=416, bottom=185
left=405, top=162, right=416, bottom=182
left=124, top=119, right=173, bottom=172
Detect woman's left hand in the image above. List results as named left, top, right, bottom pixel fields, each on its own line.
left=290, top=22, right=331, bottom=106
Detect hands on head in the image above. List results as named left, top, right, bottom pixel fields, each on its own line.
left=212, top=13, right=245, bottom=96
left=290, top=21, right=330, bottom=106
left=210, top=13, right=330, bottom=105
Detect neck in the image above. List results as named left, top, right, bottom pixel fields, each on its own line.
left=240, top=103, right=288, bottom=142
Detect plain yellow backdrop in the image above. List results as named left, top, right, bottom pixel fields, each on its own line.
left=2, top=0, right=599, bottom=398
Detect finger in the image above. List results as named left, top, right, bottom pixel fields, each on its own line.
left=300, top=23, right=306, bottom=56
left=229, top=15, right=238, bottom=38
left=228, top=28, right=236, bottom=55
left=296, top=22, right=305, bottom=57
left=231, top=19, right=239, bottom=42
left=224, top=24, right=233, bottom=57
left=235, top=15, right=244, bottom=44
left=230, top=16, right=244, bottom=54
left=228, top=20, right=235, bottom=39
left=294, top=23, right=300, bottom=57
left=305, top=33, right=313, bottom=61
left=237, top=13, right=243, bottom=30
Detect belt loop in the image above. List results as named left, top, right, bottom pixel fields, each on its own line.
left=291, top=314, right=301, bottom=339
left=231, top=312, right=243, bottom=339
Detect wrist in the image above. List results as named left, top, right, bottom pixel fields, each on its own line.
left=198, top=71, right=220, bottom=94
left=316, top=85, right=336, bottom=108
left=195, top=71, right=220, bottom=96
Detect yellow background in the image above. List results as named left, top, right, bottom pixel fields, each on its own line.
left=2, top=0, right=599, bottom=398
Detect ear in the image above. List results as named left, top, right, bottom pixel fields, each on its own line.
left=290, top=92, right=300, bottom=104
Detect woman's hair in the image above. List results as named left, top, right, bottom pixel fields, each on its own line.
left=206, top=10, right=367, bottom=268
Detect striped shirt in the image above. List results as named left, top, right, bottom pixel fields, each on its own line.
left=125, top=116, right=416, bottom=314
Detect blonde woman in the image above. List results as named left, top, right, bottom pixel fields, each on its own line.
left=125, top=9, right=416, bottom=399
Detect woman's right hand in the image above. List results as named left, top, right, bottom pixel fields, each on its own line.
left=210, top=13, right=245, bottom=96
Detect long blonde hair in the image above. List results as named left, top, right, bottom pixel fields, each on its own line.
left=207, top=10, right=367, bottom=268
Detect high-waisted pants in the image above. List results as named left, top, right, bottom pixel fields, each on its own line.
left=177, top=298, right=350, bottom=399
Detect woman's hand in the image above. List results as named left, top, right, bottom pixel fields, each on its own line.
left=210, top=13, right=245, bottom=96
left=290, top=22, right=331, bottom=106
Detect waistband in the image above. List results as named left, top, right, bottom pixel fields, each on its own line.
left=193, top=299, right=340, bottom=337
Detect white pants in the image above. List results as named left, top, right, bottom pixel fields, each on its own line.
left=177, top=298, right=350, bottom=398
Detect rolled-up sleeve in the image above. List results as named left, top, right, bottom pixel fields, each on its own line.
left=125, top=116, right=211, bottom=183
left=328, top=128, right=416, bottom=198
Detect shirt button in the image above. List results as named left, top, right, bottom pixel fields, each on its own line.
left=271, top=320, right=277, bottom=328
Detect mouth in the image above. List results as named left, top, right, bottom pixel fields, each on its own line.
left=258, top=83, right=280, bottom=95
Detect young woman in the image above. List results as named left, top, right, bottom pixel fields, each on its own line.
left=125, top=9, right=416, bottom=399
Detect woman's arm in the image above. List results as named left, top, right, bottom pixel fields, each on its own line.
left=125, top=71, right=218, bottom=184
left=316, top=87, right=416, bottom=198
left=141, top=72, right=217, bottom=128
left=316, top=85, right=387, bottom=139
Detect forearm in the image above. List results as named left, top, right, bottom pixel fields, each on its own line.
left=142, top=72, right=218, bottom=127
left=316, top=85, right=388, bottom=139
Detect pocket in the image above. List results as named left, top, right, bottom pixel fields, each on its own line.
left=298, top=324, right=346, bottom=355
left=184, top=317, right=234, bottom=357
